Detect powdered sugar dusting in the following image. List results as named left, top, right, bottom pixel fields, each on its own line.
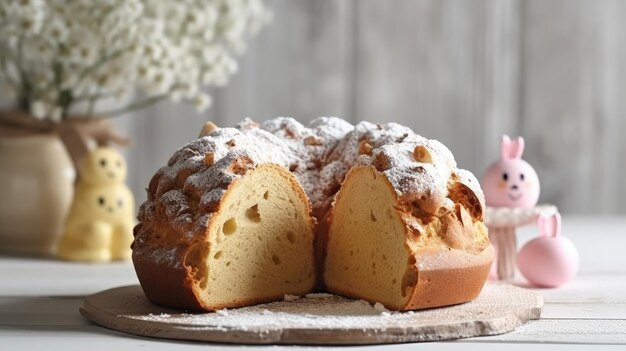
left=136, top=245, right=184, bottom=269
left=373, top=302, right=390, bottom=313
left=131, top=294, right=399, bottom=330
left=91, top=284, right=541, bottom=344
left=283, top=294, right=301, bottom=302
left=135, top=116, right=476, bottom=270
left=123, top=284, right=536, bottom=334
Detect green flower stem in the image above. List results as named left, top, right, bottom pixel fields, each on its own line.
left=74, top=48, right=128, bottom=89
left=0, top=54, right=18, bottom=89
left=73, top=93, right=112, bottom=102
left=85, top=88, right=100, bottom=118
left=16, top=36, right=31, bottom=111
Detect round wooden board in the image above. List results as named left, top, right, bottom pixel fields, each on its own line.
left=80, top=283, right=542, bottom=345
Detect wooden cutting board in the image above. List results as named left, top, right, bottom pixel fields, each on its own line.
left=80, top=283, right=542, bottom=345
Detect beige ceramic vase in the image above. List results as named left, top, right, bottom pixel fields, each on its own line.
left=0, top=134, right=75, bottom=256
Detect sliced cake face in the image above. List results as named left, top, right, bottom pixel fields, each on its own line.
left=324, top=166, right=413, bottom=310
left=324, top=166, right=493, bottom=311
left=195, top=164, right=315, bottom=310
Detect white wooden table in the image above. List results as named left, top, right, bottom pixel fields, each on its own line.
left=1, top=216, right=625, bottom=350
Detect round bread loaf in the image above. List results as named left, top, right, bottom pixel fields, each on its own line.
left=132, top=117, right=493, bottom=311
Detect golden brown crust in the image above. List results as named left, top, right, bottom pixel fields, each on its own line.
left=448, top=176, right=485, bottom=221
left=132, top=233, right=204, bottom=310
left=133, top=163, right=316, bottom=311
left=401, top=245, right=494, bottom=310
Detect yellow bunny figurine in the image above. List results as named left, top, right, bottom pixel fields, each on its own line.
left=57, top=147, right=134, bottom=262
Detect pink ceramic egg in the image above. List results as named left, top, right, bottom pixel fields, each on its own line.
left=483, top=135, right=540, bottom=208
left=517, top=213, right=579, bottom=288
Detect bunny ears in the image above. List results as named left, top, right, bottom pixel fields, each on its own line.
left=501, top=135, right=525, bottom=160
left=538, top=212, right=562, bottom=238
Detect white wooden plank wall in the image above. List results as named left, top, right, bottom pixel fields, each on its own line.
left=112, top=0, right=626, bottom=214
left=521, top=0, right=626, bottom=214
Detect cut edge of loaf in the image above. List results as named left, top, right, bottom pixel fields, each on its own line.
left=324, top=165, right=494, bottom=311
left=133, top=163, right=316, bottom=311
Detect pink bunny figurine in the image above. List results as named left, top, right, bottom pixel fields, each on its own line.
left=482, top=135, right=540, bottom=208
left=517, top=213, right=579, bottom=288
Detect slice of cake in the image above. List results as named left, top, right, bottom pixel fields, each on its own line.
left=133, top=157, right=315, bottom=310
left=324, top=166, right=493, bottom=310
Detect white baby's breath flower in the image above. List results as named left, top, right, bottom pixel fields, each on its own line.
left=212, top=70, right=229, bottom=87
left=148, top=70, right=173, bottom=95
left=0, top=0, right=271, bottom=118
left=201, top=47, right=219, bottom=64
left=73, top=44, right=98, bottom=65
left=143, top=43, right=163, bottom=61
left=136, top=64, right=151, bottom=80
left=223, top=56, right=239, bottom=75
left=44, top=18, right=68, bottom=43
left=184, top=11, right=206, bottom=33
left=192, top=93, right=211, bottom=112
left=10, top=0, right=46, bottom=36
left=203, top=5, right=218, bottom=25
left=36, top=41, right=53, bottom=57
left=168, top=89, right=183, bottom=103
left=201, top=28, right=215, bottom=42
left=180, top=83, right=199, bottom=99
left=200, top=70, right=214, bottom=85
